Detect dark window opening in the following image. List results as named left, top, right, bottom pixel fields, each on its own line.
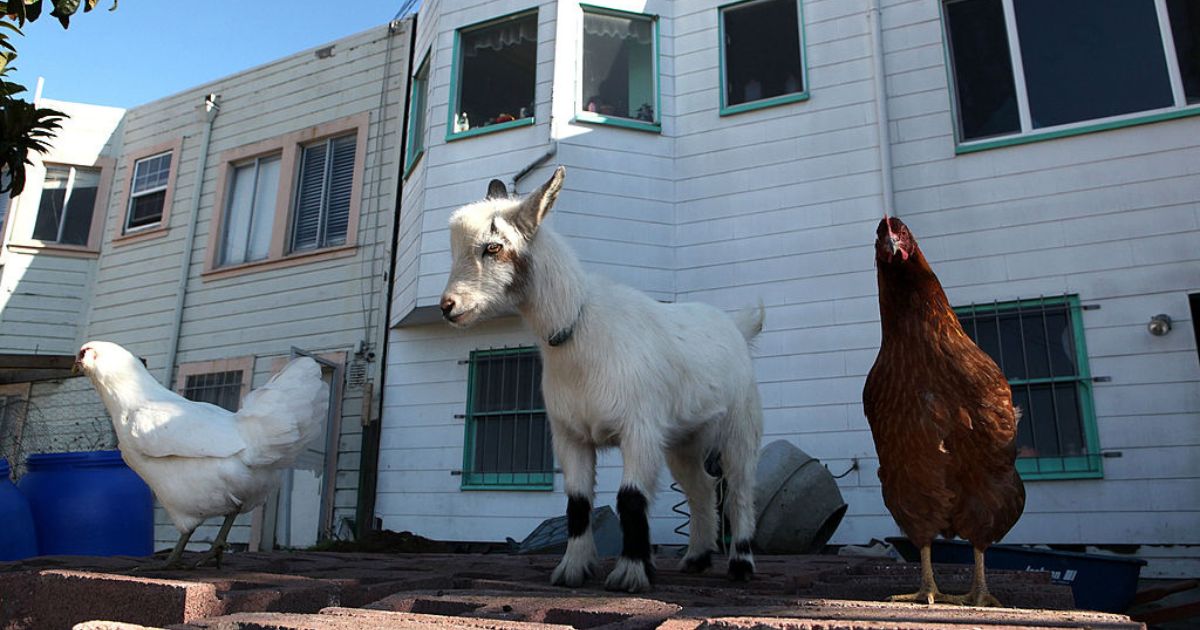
left=1013, top=0, right=1173, bottom=128
left=722, top=0, right=804, bottom=108
left=945, top=0, right=1020, bottom=140
left=33, top=166, right=99, bottom=246
left=454, top=13, right=537, bottom=134
left=1168, top=0, right=1200, bottom=103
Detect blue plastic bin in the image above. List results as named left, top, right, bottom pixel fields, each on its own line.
left=18, top=450, right=153, bottom=556
left=888, top=537, right=1146, bottom=613
left=0, top=458, right=38, bottom=560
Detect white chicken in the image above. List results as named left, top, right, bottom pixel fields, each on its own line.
left=75, top=341, right=328, bottom=568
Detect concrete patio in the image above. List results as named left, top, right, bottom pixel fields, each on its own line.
left=0, top=551, right=1145, bottom=629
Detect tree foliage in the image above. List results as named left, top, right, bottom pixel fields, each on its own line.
left=1, top=1, right=117, bottom=195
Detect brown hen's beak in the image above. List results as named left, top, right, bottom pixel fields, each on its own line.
left=886, top=235, right=901, bottom=257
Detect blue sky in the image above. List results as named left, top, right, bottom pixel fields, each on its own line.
left=11, top=2, right=408, bottom=109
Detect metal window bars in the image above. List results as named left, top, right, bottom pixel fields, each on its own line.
left=955, top=294, right=1103, bottom=478
left=182, top=370, right=244, bottom=412
left=460, top=347, right=555, bottom=490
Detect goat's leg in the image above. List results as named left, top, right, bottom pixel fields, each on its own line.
left=550, top=436, right=598, bottom=587
left=666, top=439, right=718, bottom=574
left=605, top=427, right=661, bottom=593
left=722, top=396, right=763, bottom=581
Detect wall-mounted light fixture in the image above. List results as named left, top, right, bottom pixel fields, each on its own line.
left=1147, top=314, right=1172, bottom=336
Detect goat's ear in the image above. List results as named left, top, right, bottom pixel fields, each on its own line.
left=512, top=166, right=565, bottom=237
left=486, top=179, right=508, bottom=199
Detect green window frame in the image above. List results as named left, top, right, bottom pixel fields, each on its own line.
left=576, top=5, right=661, bottom=133
left=954, top=295, right=1102, bottom=480
left=940, top=0, right=1200, bottom=154
left=404, top=51, right=430, bottom=179
left=461, top=347, right=554, bottom=491
left=718, top=0, right=809, bottom=116
left=446, top=9, right=539, bottom=142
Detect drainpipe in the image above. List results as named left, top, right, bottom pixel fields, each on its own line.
left=162, top=94, right=220, bottom=386
left=868, top=0, right=896, bottom=217
left=511, top=141, right=558, bottom=190
left=360, top=15, right=417, bottom=540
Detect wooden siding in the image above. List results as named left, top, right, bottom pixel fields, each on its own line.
left=380, top=0, right=1200, bottom=554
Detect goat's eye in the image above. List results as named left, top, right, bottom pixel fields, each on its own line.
left=484, top=242, right=503, bottom=256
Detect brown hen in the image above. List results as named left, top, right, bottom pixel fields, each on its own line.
left=862, top=217, right=1025, bottom=607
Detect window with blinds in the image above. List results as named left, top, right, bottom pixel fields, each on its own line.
left=291, top=133, right=356, bottom=253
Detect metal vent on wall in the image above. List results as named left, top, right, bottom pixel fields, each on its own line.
left=346, top=360, right=367, bottom=389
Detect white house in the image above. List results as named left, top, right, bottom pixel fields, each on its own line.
left=1, top=19, right=413, bottom=552
left=382, top=0, right=1200, bottom=576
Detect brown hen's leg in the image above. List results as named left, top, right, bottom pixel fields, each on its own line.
left=888, top=545, right=961, bottom=605
left=960, top=547, right=1003, bottom=607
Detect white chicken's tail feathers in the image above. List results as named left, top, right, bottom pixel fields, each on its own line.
left=732, top=301, right=766, bottom=342
left=235, top=357, right=329, bottom=469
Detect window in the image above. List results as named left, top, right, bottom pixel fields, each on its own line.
left=579, top=7, right=659, bottom=131
left=955, top=296, right=1101, bottom=480
left=719, top=0, right=807, bottom=115
left=943, top=0, right=1200, bottom=149
left=291, top=134, right=356, bottom=253
left=32, top=166, right=100, bottom=246
left=462, top=347, right=554, bottom=490
left=448, top=11, right=538, bottom=140
left=126, top=151, right=172, bottom=231
left=220, top=155, right=280, bottom=266
left=182, top=371, right=245, bottom=412
left=176, top=357, right=253, bottom=412
left=405, top=53, right=430, bottom=178
left=204, top=114, right=366, bottom=278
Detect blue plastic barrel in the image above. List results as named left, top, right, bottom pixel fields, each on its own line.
left=18, top=450, right=153, bottom=556
left=0, top=458, right=39, bottom=560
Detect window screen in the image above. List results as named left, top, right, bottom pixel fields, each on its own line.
left=463, top=347, right=553, bottom=489
left=182, top=371, right=244, bottom=412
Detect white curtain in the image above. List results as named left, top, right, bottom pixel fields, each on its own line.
left=464, top=18, right=538, bottom=57
left=584, top=13, right=652, bottom=45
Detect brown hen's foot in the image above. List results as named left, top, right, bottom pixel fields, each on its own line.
left=957, top=588, right=1002, bottom=607
left=888, top=588, right=963, bottom=605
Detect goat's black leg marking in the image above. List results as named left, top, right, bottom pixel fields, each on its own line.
left=728, top=539, right=754, bottom=581
left=616, top=486, right=656, bottom=582
left=566, top=494, right=591, bottom=538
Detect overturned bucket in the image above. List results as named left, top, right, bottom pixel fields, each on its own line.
left=753, top=439, right=847, bottom=554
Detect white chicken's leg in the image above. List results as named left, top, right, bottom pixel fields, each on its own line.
left=191, top=513, right=238, bottom=569
left=153, top=529, right=195, bottom=570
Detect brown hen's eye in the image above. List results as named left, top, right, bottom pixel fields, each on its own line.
left=485, top=242, right=503, bottom=255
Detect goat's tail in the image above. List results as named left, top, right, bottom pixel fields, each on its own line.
left=732, top=301, right=766, bottom=341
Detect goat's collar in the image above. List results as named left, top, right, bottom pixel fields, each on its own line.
left=547, top=305, right=584, bottom=347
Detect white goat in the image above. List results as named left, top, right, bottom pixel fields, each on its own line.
left=440, top=167, right=765, bottom=593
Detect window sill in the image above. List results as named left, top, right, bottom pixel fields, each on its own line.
left=956, top=105, right=1200, bottom=154
left=112, top=225, right=169, bottom=247
left=1016, top=456, right=1103, bottom=481
left=403, top=149, right=424, bottom=180
left=5, top=241, right=100, bottom=259
left=461, top=471, right=554, bottom=491
left=202, top=244, right=357, bottom=281
left=446, top=117, right=535, bottom=142
left=719, top=91, right=810, bottom=117
left=574, top=112, right=661, bottom=133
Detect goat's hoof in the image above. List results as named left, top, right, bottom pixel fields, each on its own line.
left=727, top=557, right=755, bottom=582
left=605, top=557, right=655, bottom=593
left=678, top=550, right=713, bottom=574
left=550, top=557, right=597, bottom=588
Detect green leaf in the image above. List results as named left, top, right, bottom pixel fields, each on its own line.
left=5, top=1, right=27, bottom=25
left=0, top=20, right=22, bottom=34
left=22, top=0, right=39, bottom=22
left=49, top=0, right=77, bottom=28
